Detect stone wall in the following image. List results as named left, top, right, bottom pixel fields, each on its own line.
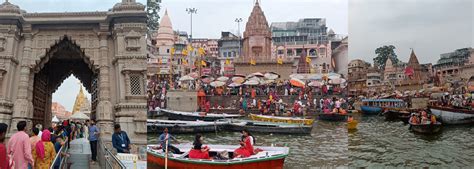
left=166, top=91, right=199, bottom=111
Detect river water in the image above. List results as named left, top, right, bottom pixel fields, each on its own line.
left=349, top=113, right=474, bottom=168
left=147, top=119, right=349, bottom=168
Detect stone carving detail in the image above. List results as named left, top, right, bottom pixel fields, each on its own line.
left=124, top=30, right=141, bottom=51
left=0, top=36, right=5, bottom=52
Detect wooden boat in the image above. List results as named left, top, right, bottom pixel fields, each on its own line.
left=162, top=109, right=243, bottom=121
left=249, top=114, right=314, bottom=125
left=383, top=110, right=411, bottom=122
left=147, top=119, right=229, bottom=134
left=409, top=121, right=442, bottom=134
left=147, top=144, right=289, bottom=169
left=318, top=113, right=348, bottom=122
left=347, top=120, right=358, bottom=130
left=428, top=106, right=474, bottom=124
left=360, top=99, right=407, bottom=115
left=229, top=120, right=312, bottom=134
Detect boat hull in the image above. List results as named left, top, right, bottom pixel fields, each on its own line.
left=429, top=106, right=474, bottom=124
left=249, top=114, right=314, bottom=125
left=229, top=123, right=312, bottom=134
left=162, top=109, right=243, bottom=121
left=360, top=106, right=382, bottom=115
left=147, top=123, right=228, bottom=134
left=410, top=122, right=442, bottom=134
left=318, top=113, right=347, bottom=122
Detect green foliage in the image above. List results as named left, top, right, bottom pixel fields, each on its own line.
left=373, top=45, right=399, bottom=70
left=147, top=0, right=161, bottom=33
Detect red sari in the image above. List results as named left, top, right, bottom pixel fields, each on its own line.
left=234, top=136, right=254, bottom=158
left=0, top=143, right=10, bottom=169
left=189, top=146, right=210, bottom=159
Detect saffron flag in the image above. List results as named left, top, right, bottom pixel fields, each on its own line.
left=182, top=49, right=188, bottom=56
left=187, top=45, right=194, bottom=52
left=170, top=47, right=175, bottom=55
left=225, top=59, right=231, bottom=65
left=277, top=57, right=283, bottom=65
left=250, top=59, right=256, bottom=65
left=198, top=47, right=206, bottom=56
left=306, top=56, right=311, bottom=63
left=158, top=58, right=162, bottom=64
left=201, top=60, right=207, bottom=67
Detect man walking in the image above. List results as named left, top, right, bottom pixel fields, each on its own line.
left=8, top=121, right=34, bottom=168
left=112, top=124, right=131, bottom=153
left=88, top=120, right=99, bottom=164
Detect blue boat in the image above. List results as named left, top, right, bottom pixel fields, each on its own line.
left=360, top=99, right=406, bottom=115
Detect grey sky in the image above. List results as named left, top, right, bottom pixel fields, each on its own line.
left=349, top=0, right=473, bottom=65
left=160, top=0, right=348, bottom=39
left=9, top=0, right=145, bottom=111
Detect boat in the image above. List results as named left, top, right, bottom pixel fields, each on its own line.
left=318, top=113, right=348, bottom=122
left=383, top=109, right=411, bottom=123
left=360, top=99, right=407, bottom=115
left=347, top=120, right=358, bottom=130
left=147, top=119, right=229, bottom=134
left=228, top=120, right=312, bottom=134
left=409, top=121, right=442, bottom=134
left=147, top=144, right=289, bottom=169
left=428, top=106, right=474, bottom=124
left=162, top=109, right=243, bottom=121
left=249, top=114, right=314, bottom=125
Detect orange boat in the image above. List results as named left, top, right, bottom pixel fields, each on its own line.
left=147, top=144, right=289, bottom=169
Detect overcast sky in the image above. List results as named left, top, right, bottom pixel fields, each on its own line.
left=8, top=0, right=145, bottom=111
left=159, top=0, right=348, bottom=39
left=349, top=0, right=473, bottom=65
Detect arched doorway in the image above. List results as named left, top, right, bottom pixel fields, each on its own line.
left=32, top=35, right=98, bottom=128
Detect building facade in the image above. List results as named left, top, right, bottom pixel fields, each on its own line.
left=217, top=32, right=241, bottom=76
left=434, top=47, right=473, bottom=83
left=347, top=59, right=371, bottom=96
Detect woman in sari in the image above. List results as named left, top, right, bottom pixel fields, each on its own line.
left=234, top=130, right=256, bottom=158
left=188, top=134, right=210, bottom=159
left=32, top=130, right=56, bottom=168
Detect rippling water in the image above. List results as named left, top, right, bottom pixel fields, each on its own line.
left=349, top=113, right=474, bottom=168
left=148, top=119, right=349, bottom=168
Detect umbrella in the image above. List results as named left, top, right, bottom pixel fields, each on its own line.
left=179, top=75, right=194, bottom=81
left=308, top=81, right=323, bottom=87
left=70, top=111, right=90, bottom=120
left=328, top=78, right=346, bottom=85
left=264, top=72, right=280, bottom=80
left=228, top=83, right=242, bottom=87
left=232, top=77, right=245, bottom=84
left=251, top=72, right=265, bottom=77
left=264, top=79, right=275, bottom=85
left=200, top=75, right=210, bottom=79
left=188, top=72, right=199, bottom=78
left=289, top=74, right=305, bottom=80
left=210, top=81, right=225, bottom=87
left=247, top=76, right=261, bottom=81
left=243, top=80, right=260, bottom=86
left=308, top=74, right=323, bottom=80
left=328, top=74, right=341, bottom=80
left=217, top=76, right=229, bottom=82
left=290, top=78, right=305, bottom=88
left=201, top=78, right=213, bottom=84
left=232, top=74, right=246, bottom=78
left=52, top=116, right=60, bottom=123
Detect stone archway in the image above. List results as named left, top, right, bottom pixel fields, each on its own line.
left=32, top=35, right=98, bottom=128
left=0, top=0, right=147, bottom=149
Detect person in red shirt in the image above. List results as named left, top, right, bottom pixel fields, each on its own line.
left=293, top=101, right=300, bottom=116
left=234, top=130, right=254, bottom=158
left=0, top=123, right=10, bottom=169
left=251, top=88, right=256, bottom=99
left=188, top=134, right=210, bottom=159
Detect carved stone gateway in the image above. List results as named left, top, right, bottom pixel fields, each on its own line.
left=0, top=0, right=147, bottom=149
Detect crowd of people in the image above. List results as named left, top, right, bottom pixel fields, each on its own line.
left=147, top=80, right=169, bottom=111
left=409, top=110, right=437, bottom=125
left=157, top=128, right=262, bottom=160
left=433, top=94, right=474, bottom=109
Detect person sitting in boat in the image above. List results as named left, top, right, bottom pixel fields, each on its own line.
left=234, top=130, right=262, bottom=158
left=323, top=106, right=331, bottom=114
left=159, top=128, right=183, bottom=154
left=189, top=134, right=210, bottom=159
left=430, top=114, right=437, bottom=124
left=409, top=113, right=419, bottom=124
left=347, top=115, right=354, bottom=122
left=420, top=111, right=429, bottom=124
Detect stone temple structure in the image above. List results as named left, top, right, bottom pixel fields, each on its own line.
left=234, top=0, right=293, bottom=78
left=0, top=0, right=147, bottom=150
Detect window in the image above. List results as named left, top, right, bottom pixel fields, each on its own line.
left=167, top=49, right=170, bottom=53
left=287, top=49, right=293, bottom=56
left=224, top=52, right=227, bottom=57
left=278, top=50, right=284, bottom=55
left=130, top=74, right=143, bottom=95
left=233, top=51, right=236, bottom=57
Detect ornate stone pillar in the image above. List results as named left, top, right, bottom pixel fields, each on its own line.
left=96, top=32, right=114, bottom=142
left=11, top=33, right=33, bottom=135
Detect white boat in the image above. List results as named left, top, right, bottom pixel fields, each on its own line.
left=429, top=106, right=474, bottom=124
left=161, top=109, right=243, bottom=121
left=147, top=119, right=230, bottom=133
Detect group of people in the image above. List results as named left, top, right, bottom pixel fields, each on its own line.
left=434, top=94, right=474, bottom=109
left=409, top=110, right=437, bottom=125
left=158, top=128, right=262, bottom=160
left=147, top=80, right=169, bottom=111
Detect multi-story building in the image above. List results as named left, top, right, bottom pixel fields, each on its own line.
left=191, top=39, right=219, bottom=57
left=271, top=18, right=345, bottom=74
left=347, top=59, right=371, bottom=96
left=217, top=32, right=241, bottom=76
left=433, top=47, right=473, bottom=83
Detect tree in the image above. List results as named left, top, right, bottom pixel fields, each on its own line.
left=147, top=0, right=161, bottom=34
left=373, top=45, right=400, bottom=70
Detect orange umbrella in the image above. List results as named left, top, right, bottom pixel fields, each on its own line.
left=290, top=78, right=305, bottom=88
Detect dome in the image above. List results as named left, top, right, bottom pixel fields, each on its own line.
left=155, top=10, right=174, bottom=46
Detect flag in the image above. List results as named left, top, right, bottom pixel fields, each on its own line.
left=170, top=47, right=175, bottom=55
left=277, top=57, right=283, bottom=65
left=182, top=49, right=188, bottom=56
left=201, top=60, right=207, bottom=67
left=182, top=59, right=188, bottom=65
left=306, top=56, right=311, bottom=63
left=225, top=59, right=231, bottom=65
left=250, top=58, right=256, bottom=65
left=198, top=47, right=206, bottom=56
left=158, top=58, right=162, bottom=64
left=187, top=45, right=194, bottom=52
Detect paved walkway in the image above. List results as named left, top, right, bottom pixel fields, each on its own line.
left=90, top=162, right=100, bottom=169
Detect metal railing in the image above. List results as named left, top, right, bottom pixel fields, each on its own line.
left=99, top=139, right=126, bottom=169
left=49, top=138, right=69, bottom=169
